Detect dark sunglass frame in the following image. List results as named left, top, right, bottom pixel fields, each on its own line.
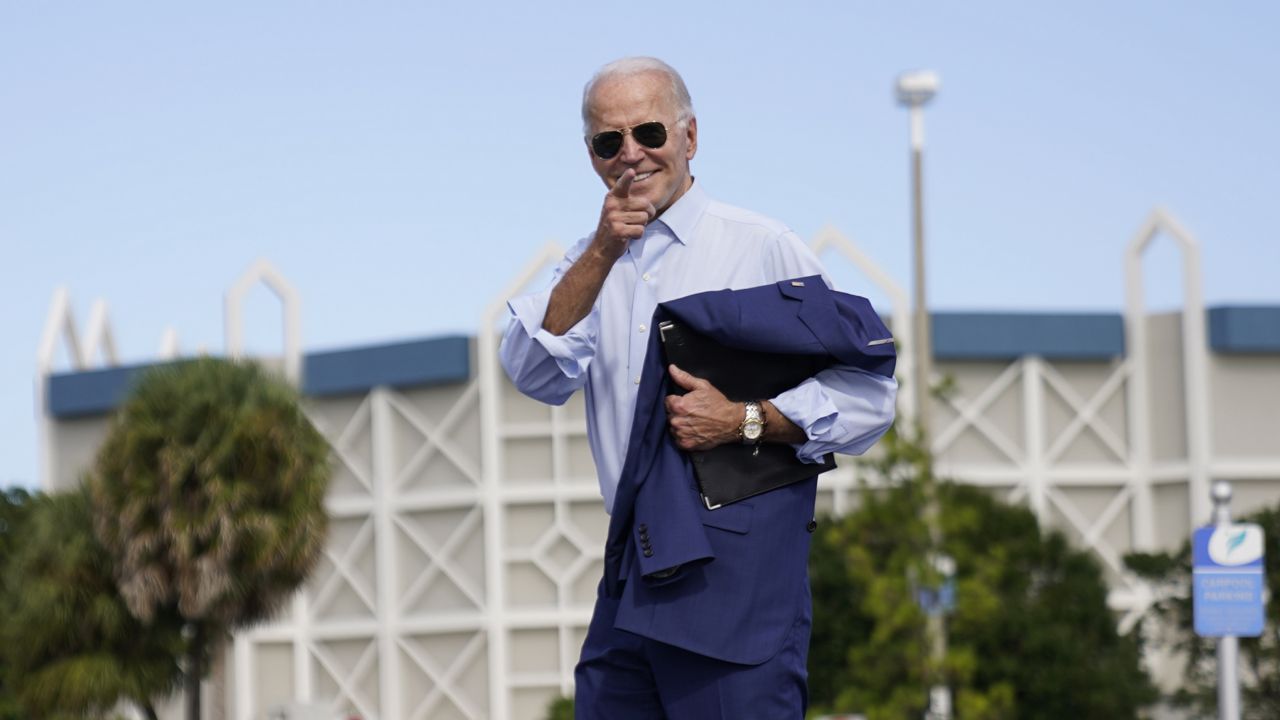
left=589, top=121, right=668, bottom=159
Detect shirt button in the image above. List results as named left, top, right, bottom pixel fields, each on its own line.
left=634, top=376, right=642, bottom=385
left=638, top=324, right=647, bottom=333
left=642, top=273, right=651, bottom=282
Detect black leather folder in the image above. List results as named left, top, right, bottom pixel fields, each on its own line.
left=658, top=320, right=837, bottom=509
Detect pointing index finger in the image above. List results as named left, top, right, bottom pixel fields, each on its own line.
left=611, top=169, right=636, bottom=198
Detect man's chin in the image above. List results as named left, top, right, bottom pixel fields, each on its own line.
left=640, top=184, right=674, bottom=209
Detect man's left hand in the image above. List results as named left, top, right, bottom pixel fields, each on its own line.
left=665, top=365, right=741, bottom=451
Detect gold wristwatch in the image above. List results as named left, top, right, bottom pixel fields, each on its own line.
left=740, top=400, right=765, bottom=444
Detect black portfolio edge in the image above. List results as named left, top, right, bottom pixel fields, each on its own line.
left=658, top=320, right=836, bottom=509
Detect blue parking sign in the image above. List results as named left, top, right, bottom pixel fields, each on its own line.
left=1192, top=524, right=1266, bottom=638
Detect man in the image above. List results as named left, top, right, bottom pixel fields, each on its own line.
left=500, top=57, right=896, bottom=719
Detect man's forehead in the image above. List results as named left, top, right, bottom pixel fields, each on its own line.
left=586, top=73, right=674, bottom=126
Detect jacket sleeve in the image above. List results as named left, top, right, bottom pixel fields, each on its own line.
left=498, top=239, right=601, bottom=406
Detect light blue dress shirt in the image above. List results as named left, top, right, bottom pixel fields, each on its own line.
left=500, top=182, right=897, bottom=513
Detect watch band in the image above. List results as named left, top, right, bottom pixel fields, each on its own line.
left=740, top=400, right=765, bottom=445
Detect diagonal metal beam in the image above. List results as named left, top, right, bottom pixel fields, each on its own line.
left=1041, top=360, right=1130, bottom=463
left=310, top=518, right=378, bottom=617
left=401, top=632, right=487, bottom=720
left=387, top=383, right=483, bottom=489
left=309, top=639, right=379, bottom=718
left=395, top=507, right=486, bottom=611
left=934, top=359, right=1026, bottom=464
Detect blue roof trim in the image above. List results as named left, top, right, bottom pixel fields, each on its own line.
left=304, top=335, right=470, bottom=397
left=47, top=362, right=159, bottom=418
left=932, top=312, right=1125, bottom=360
left=47, top=335, right=472, bottom=419
left=45, top=308, right=1279, bottom=419
left=1209, top=307, right=1280, bottom=353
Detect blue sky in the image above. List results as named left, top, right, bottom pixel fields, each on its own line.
left=2, top=2, right=1276, bottom=489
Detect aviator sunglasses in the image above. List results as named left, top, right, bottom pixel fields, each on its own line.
left=589, top=121, right=668, bottom=159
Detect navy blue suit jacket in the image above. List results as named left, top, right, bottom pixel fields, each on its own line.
left=602, top=276, right=897, bottom=665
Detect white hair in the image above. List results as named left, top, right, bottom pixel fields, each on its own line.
left=581, top=56, right=695, bottom=135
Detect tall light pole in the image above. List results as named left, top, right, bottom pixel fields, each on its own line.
left=897, top=69, right=948, bottom=720
left=896, top=69, right=939, bottom=438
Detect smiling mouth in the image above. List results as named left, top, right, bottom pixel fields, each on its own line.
left=633, top=171, right=656, bottom=183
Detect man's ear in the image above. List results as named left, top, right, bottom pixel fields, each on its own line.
left=685, top=117, right=698, bottom=160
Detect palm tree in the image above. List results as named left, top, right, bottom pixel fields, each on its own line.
left=0, top=488, right=183, bottom=719
left=88, top=358, right=331, bottom=720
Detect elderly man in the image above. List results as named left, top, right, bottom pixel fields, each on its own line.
left=500, top=57, right=896, bottom=719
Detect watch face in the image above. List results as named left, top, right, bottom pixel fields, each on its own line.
left=743, top=421, right=763, bottom=441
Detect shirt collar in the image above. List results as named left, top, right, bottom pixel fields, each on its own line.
left=655, top=179, right=707, bottom=245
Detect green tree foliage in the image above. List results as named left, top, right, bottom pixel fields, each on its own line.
left=1126, top=504, right=1280, bottom=719
left=543, top=695, right=574, bottom=720
left=87, top=358, right=332, bottom=719
left=809, top=429, right=1156, bottom=719
left=0, top=489, right=182, bottom=719
left=0, top=487, right=27, bottom=567
left=0, top=487, right=31, bottom=720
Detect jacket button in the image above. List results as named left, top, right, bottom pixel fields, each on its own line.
left=643, top=548, right=654, bottom=557
left=806, top=520, right=818, bottom=533
left=638, top=524, right=648, bottom=532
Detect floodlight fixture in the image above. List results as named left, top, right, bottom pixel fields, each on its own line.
left=896, top=70, right=939, bottom=108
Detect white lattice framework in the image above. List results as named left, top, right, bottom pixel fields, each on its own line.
left=921, top=209, right=1226, bottom=632
left=34, top=211, right=1273, bottom=719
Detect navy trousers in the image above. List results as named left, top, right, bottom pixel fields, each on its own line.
left=574, top=581, right=811, bottom=720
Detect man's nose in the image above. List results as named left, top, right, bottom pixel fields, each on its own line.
left=617, top=133, right=646, bottom=163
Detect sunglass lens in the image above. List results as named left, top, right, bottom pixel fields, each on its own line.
left=592, top=132, right=623, bottom=159
left=633, top=122, right=667, bottom=149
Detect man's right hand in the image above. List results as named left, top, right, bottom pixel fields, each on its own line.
left=540, top=171, right=657, bottom=335
left=593, top=169, right=657, bottom=259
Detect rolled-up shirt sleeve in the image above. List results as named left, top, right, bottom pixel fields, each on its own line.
left=770, top=365, right=898, bottom=463
left=499, top=257, right=601, bottom=406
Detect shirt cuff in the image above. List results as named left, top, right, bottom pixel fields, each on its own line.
left=770, top=377, right=839, bottom=464
left=507, top=289, right=599, bottom=379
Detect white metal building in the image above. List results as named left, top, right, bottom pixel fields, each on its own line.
left=35, top=212, right=1280, bottom=719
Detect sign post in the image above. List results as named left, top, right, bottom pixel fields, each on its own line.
left=1193, top=481, right=1266, bottom=720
